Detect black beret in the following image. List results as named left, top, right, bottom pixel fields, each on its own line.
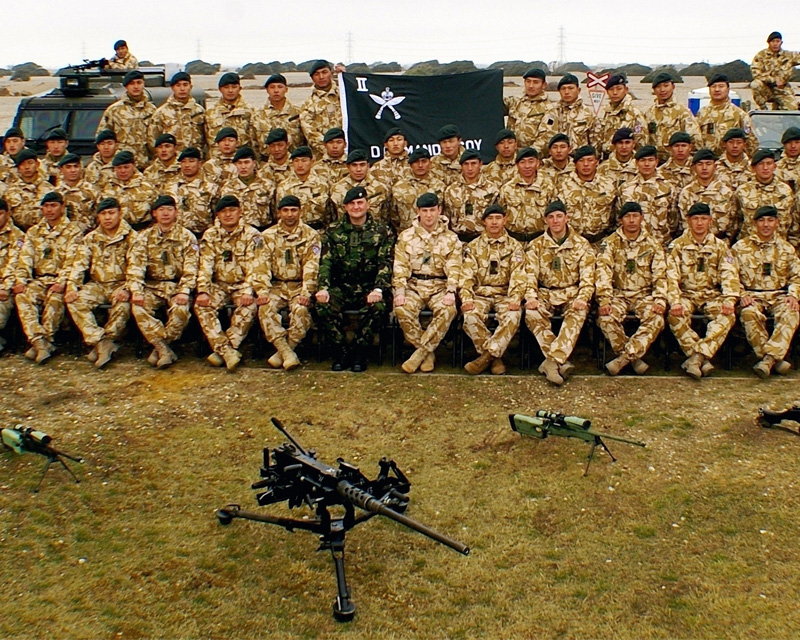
left=651, top=72, right=674, bottom=87
left=669, top=131, right=692, bottom=146
left=606, top=74, right=627, bottom=89
left=215, top=195, right=240, bottom=212
left=687, top=202, right=711, bottom=218
left=323, top=127, right=345, bottom=142
left=692, top=148, right=717, bottom=164
left=154, top=133, right=176, bottom=147
left=515, top=147, right=539, bottom=162
left=459, top=149, right=481, bottom=164
left=41, top=192, right=63, bottom=205
left=494, top=128, right=516, bottom=145
left=4, top=127, right=24, bottom=139
left=523, top=68, right=546, bottom=80
left=436, top=124, right=461, bottom=141
left=751, top=149, right=775, bottom=166
left=266, top=128, right=288, bottom=144
left=416, top=192, right=439, bottom=208
left=557, top=74, right=579, bottom=88
left=309, top=60, right=331, bottom=76
left=0, top=198, right=7, bottom=211
left=346, top=149, right=368, bottom=163
left=544, top=200, right=566, bottom=215
left=122, top=70, right=144, bottom=86
left=612, top=128, right=634, bottom=144
left=481, top=203, right=506, bottom=219
left=722, top=128, right=746, bottom=142
left=57, top=153, right=81, bottom=167
left=152, top=195, right=176, bottom=210
left=768, top=32, right=782, bottom=42
left=781, top=127, right=800, bottom=144
left=753, top=205, right=778, bottom=220
left=214, top=127, right=238, bottom=142
left=96, top=197, right=120, bottom=213
left=14, top=149, right=38, bottom=166
left=265, top=74, right=287, bottom=87
left=548, top=133, right=570, bottom=148
left=277, top=195, right=301, bottom=209
left=232, top=146, right=256, bottom=162
left=618, top=201, right=643, bottom=218
left=45, top=128, right=68, bottom=141
left=408, top=148, right=431, bottom=163
left=707, top=73, right=729, bottom=86
left=178, top=147, right=202, bottom=161
left=573, top=145, right=597, bottom=162
left=343, top=186, right=368, bottom=204
left=113, top=40, right=127, bottom=49
left=634, top=145, right=658, bottom=160
left=290, top=146, right=313, bottom=159
left=383, top=127, right=404, bottom=143
left=170, top=71, right=191, bottom=86
left=95, top=129, right=116, bottom=144
left=218, top=72, right=240, bottom=88
left=111, top=150, right=134, bottom=166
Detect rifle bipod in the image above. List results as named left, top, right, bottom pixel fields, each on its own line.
left=584, top=436, right=616, bottom=476
left=35, top=453, right=81, bottom=493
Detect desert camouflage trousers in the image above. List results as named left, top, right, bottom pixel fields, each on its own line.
left=194, top=283, right=257, bottom=354
left=667, top=294, right=735, bottom=359
left=313, top=286, right=387, bottom=350
left=751, top=80, right=798, bottom=110
left=394, top=286, right=457, bottom=353
left=739, top=293, right=800, bottom=360
left=131, top=288, right=191, bottom=345
left=67, top=282, right=131, bottom=346
left=463, top=295, right=521, bottom=359
left=16, top=278, right=64, bottom=344
left=258, top=281, right=313, bottom=345
left=524, top=292, right=588, bottom=365
left=597, top=294, right=665, bottom=360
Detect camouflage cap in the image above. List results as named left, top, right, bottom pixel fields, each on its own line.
left=309, top=60, right=332, bottom=76
left=170, top=71, right=191, bottom=86
left=290, top=146, right=313, bottom=159
left=111, top=150, right=135, bottom=166
left=436, top=124, right=461, bottom=141
left=781, top=127, right=800, bottom=144
left=611, top=128, right=634, bottom=144
left=178, top=147, right=202, bottom=161
left=707, top=73, right=729, bottom=86
left=218, top=72, right=240, bottom=88
left=96, top=197, right=120, bottom=213
left=151, top=195, right=176, bottom=210
left=481, top=203, right=506, bottom=219
left=617, top=201, right=643, bottom=218
left=557, top=74, right=579, bottom=88
left=750, top=149, right=775, bottom=166
left=572, top=145, right=597, bottom=162
left=691, top=148, right=717, bottom=164
left=494, top=128, right=516, bottom=145
left=459, top=149, right=481, bottom=164
left=323, top=127, right=345, bottom=142
left=154, top=133, right=177, bottom=147
left=122, top=70, right=144, bottom=86
left=753, top=205, right=778, bottom=220
left=408, top=148, right=431, bottom=163
left=634, top=145, right=658, bottom=160
left=515, top=147, right=538, bottom=163
left=232, top=146, right=256, bottom=162
left=544, top=200, right=566, bottom=216
left=41, top=191, right=64, bottom=205
left=215, top=127, right=239, bottom=143
left=277, top=195, right=301, bottom=209
left=767, top=31, right=782, bottom=42
left=523, top=68, right=546, bottom=80
left=95, top=129, right=117, bottom=144
left=383, top=127, right=404, bottom=143
left=668, top=131, right=692, bottom=146
left=57, top=153, right=81, bottom=167
left=686, top=202, right=711, bottom=218
left=722, top=128, right=746, bottom=142
left=346, top=149, right=368, bottom=164
left=14, top=149, right=38, bottom=166
left=343, top=186, right=368, bottom=204
left=45, top=128, right=68, bottom=141
left=266, top=128, right=288, bottom=144
left=548, top=132, right=570, bottom=148
left=416, top=192, right=439, bottom=208
left=215, top=195, right=240, bottom=212
left=651, top=72, right=674, bottom=87
left=264, top=74, right=287, bottom=87
left=606, top=74, right=628, bottom=89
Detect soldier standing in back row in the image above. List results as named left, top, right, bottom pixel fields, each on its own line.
left=149, top=71, right=206, bottom=156
left=750, top=32, right=800, bottom=110
left=205, top=73, right=257, bottom=152
left=504, top=68, right=551, bottom=152
left=541, top=74, right=597, bottom=153
left=696, top=74, right=758, bottom=158
left=595, top=74, right=648, bottom=159
left=300, top=61, right=342, bottom=159
left=255, top=74, right=304, bottom=156
left=645, top=72, right=702, bottom=162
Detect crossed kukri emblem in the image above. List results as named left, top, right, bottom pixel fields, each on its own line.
left=370, top=87, right=406, bottom=120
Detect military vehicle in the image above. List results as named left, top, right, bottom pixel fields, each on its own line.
left=749, top=109, right=800, bottom=156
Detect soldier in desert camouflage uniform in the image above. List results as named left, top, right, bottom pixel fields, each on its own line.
left=4, top=150, right=55, bottom=231
left=254, top=74, right=304, bottom=157
left=259, top=128, right=292, bottom=185
left=149, top=72, right=206, bottom=156
left=666, top=202, right=739, bottom=379
left=444, top=150, right=500, bottom=243
left=524, top=200, right=595, bottom=386
left=100, top=151, right=158, bottom=230
left=328, top=149, right=391, bottom=223
left=84, top=130, right=118, bottom=189
left=96, top=70, right=155, bottom=169
left=482, top=129, right=518, bottom=188
left=143, top=134, right=181, bottom=193
left=205, top=73, right=257, bottom=152
left=776, top=127, right=800, bottom=192
left=220, top=147, right=275, bottom=229
left=55, top=153, right=98, bottom=233
left=596, top=201, right=667, bottom=376
left=678, top=149, right=738, bottom=241
left=540, top=74, right=597, bottom=153
left=127, top=195, right=199, bottom=368
left=203, top=127, right=239, bottom=186
left=1, top=127, right=26, bottom=174
left=371, top=128, right=411, bottom=187
left=732, top=205, right=800, bottom=377
left=659, top=132, right=695, bottom=196
left=595, top=74, right=648, bottom=159
left=170, top=147, right=217, bottom=236
left=504, top=68, right=551, bottom=152
left=696, top=74, right=758, bottom=158
left=393, top=193, right=461, bottom=374
left=715, top=128, right=753, bottom=192
left=430, top=125, right=467, bottom=187
left=311, top=127, right=349, bottom=185
left=274, top=146, right=330, bottom=231
left=539, top=133, right=575, bottom=187
left=40, top=129, right=69, bottom=185
left=0, top=198, right=24, bottom=350
left=620, top=146, right=677, bottom=246
left=300, top=61, right=342, bottom=159
left=596, top=127, right=638, bottom=191
left=498, top=147, right=557, bottom=244
left=645, top=72, right=702, bottom=161
left=389, top=148, right=447, bottom=234
left=258, top=195, right=320, bottom=371
left=107, top=40, right=138, bottom=70
left=65, top=198, right=136, bottom=368
left=460, top=204, right=526, bottom=376
left=750, top=32, right=800, bottom=110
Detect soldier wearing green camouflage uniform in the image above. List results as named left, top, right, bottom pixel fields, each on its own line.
left=65, top=198, right=135, bottom=368
left=540, top=74, right=597, bottom=153
left=127, top=195, right=199, bottom=368
left=170, top=147, right=217, bottom=237
left=300, top=61, right=342, bottom=159
left=504, top=68, right=551, bottom=152
left=143, top=134, right=182, bottom=193
left=498, top=147, right=557, bottom=244
left=100, top=151, right=158, bottom=229
left=750, top=32, right=800, bottom=110
left=274, top=146, right=330, bottom=231
left=54, top=153, right=98, bottom=234
left=678, top=149, right=738, bottom=241
left=524, top=200, right=595, bottom=386
left=444, top=149, right=500, bottom=243
left=732, top=205, right=800, bottom=377
left=389, top=148, right=447, bottom=234
left=483, top=129, right=518, bottom=188
left=696, top=74, right=759, bottom=158
left=460, top=204, right=526, bottom=376
left=715, top=128, right=753, bottom=192
left=220, top=147, right=275, bottom=229
left=96, top=70, right=155, bottom=169
left=195, top=195, right=265, bottom=371
left=393, top=193, right=461, bottom=374
left=311, top=127, right=349, bottom=186
left=12, top=192, right=82, bottom=363
left=371, top=128, right=411, bottom=187
left=258, top=195, right=321, bottom=370
left=0, top=198, right=24, bottom=350
left=620, top=146, right=677, bottom=246
left=149, top=72, right=206, bottom=156
left=4, top=150, right=55, bottom=231
left=666, top=202, right=739, bottom=379
left=205, top=73, right=257, bottom=153
left=776, top=126, right=800, bottom=192
left=328, top=149, right=391, bottom=223
left=315, top=186, right=394, bottom=372
left=595, top=75, right=648, bottom=159
left=597, top=202, right=667, bottom=376
left=539, top=133, right=575, bottom=188
left=645, top=72, right=702, bottom=162
left=596, top=128, right=638, bottom=192
left=254, top=75, right=304, bottom=156
left=659, top=132, right=695, bottom=196
left=430, top=125, right=467, bottom=187
left=84, top=130, right=118, bottom=189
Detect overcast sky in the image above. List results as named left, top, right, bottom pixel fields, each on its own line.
left=2, top=0, right=797, bottom=70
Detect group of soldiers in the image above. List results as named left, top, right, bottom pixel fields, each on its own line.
left=0, top=33, right=799, bottom=379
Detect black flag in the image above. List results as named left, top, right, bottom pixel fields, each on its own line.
left=339, top=70, right=504, bottom=164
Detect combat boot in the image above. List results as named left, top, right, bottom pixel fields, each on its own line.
left=86, top=346, right=99, bottom=362
left=94, top=338, right=119, bottom=369
left=464, top=351, right=492, bottom=375
left=420, top=351, right=436, bottom=373
left=34, top=338, right=54, bottom=364
left=631, top=358, right=649, bottom=375
left=153, top=339, right=177, bottom=369
left=774, top=359, right=792, bottom=375
left=24, top=345, right=37, bottom=360
left=331, top=345, right=348, bottom=371
left=753, top=354, right=776, bottom=379
left=351, top=345, right=368, bottom=372
left=267, top=350, right=283, bottom=368
left=275, top=337, right=300, bottom=371
left=222, top=346, right=242, bottom=372
left=147, top=349, right=160, bottom=366
left=490, top=357, right=507, bottom=375
left=682, top=353, right=703, bottom=380
left=401, top=348, right=427, bottom=374
left=558, top=361, right=575, bottom=379
left=207, top=352, right=225, bottom=367
left=700, top=358, right=715, bottom=376
left=605, top=354, right=630, bottom=376
left=538, top=357, right=564, bottom=386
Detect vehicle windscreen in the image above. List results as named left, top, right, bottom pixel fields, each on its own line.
left=750, top=112, right=800, bottom=150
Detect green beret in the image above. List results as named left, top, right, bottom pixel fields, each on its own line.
left=154, top=133, right=176, bottom=147
left=669, top=131, right=692, bottom=146
left=0, top=198, right=7, bottom=211
left=122, top=70, right=144, bottom=86
left=606, top=74, right=627, bottom=89
left=751, top=149, right=775, bottom=166
left=686, top=202, right=711, bottom=218
left=215, top=195, right=240, bottom=212
left=416, top=192, right=439, bottom=208
left=409, top=148, right=432, bottom=163
left=266, top=128, right=288, bottom=144
left=218, top=72, right=240, bottom=88
left=232, top=146, right=256, bottom=162
left=692, top=148, right=717, bottom=164
left=265, top=74, right=287, bottom=87
left=548, top=133, right=570, bottom=148
left=114, top=40, right=127, bottom=50
left=612, top=128, right=634, bottom=144
left=152, top=195, right=176, bottom=211
left=459, top=149, right=481, bottom=164
left=573, top=145, right=597, bottom=162
left=45, top=128, right=68, bottom=141
left=523, top=68, right=546, bottom=80
left=178, top=147, right=202, bottom=161
left=14, top=149, right=38, bottom=166
left=40, top=192, right=63, bottom=205
left=290, top=146, right=313, bottom=159
left=544, top=200, right=566, bottom=216
left=494, top=128, right=516, bottom=145
left=707, top=73, right=729, bottom=86
left=215, top=127, right=238, bottom=143
left=112, top=150, right=135, bottom=166
left=557, top=74, right=578, bottom=88
left=95, top=129, right=116, bottom=144
left=170, top=71, right=191, bottom=86
left=56, top=153, right=81, bottom=167
left=309, top=60, right=331, bottom=76
left=768, top=31, right=782, bottom=42
left=515, top=147, right=539, bottom=163
left=634, top=145, right=658, bottom=160
left=346, top=149, right=368, bottom=164
left=96, top=197, right=120, bottom=213
left=482, top=203, right=506, bottom=219
left=436, top=124, right=461, bottom=141
left=343, top=186, right=368, bottom=204
left=781, top=127, right=800, bottom=144
left=753, top=205, right=778, bottom=221
left=618, top=201, right=643, bottom=218
left=383, top=127, right=404, bottom=143
left=651, top=72, right=674, bottom=87
left=722, top=128, right=746, bottom=142
left=323, top=127, right=345, bottom=142
left=277, top=195, right=301, bottom=209
left=4, top=127, right=24, bottom=139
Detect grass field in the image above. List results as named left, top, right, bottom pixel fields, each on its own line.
left=1, top=353, right=799, bottom=639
